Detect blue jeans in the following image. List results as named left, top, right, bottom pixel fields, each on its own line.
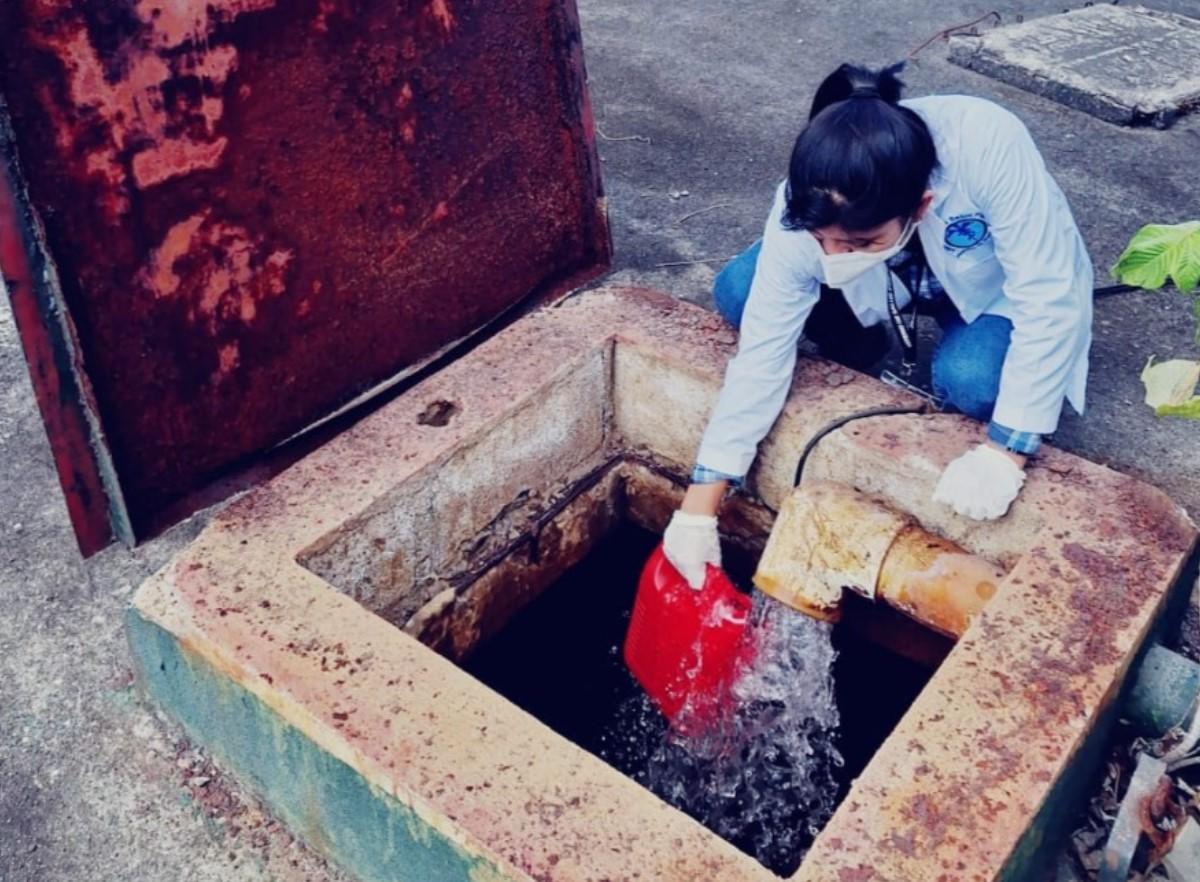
left=713, top=240, right=1013, bottom=422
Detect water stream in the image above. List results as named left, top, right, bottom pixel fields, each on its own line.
left=596, top=592, right=842, bottom=874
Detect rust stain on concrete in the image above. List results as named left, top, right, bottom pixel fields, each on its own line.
left=797, top=405, right=1196, bottom=882
left=130, top=290, right=1197, bottom=882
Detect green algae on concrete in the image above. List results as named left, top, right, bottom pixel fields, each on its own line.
left=124, top=607, right=516, bottom=882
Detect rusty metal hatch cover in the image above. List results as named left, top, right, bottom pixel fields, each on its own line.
left=0, top=0, right=610, bottom=554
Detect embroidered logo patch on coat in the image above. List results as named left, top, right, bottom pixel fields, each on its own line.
left=944, top=214, right=991, bottom=253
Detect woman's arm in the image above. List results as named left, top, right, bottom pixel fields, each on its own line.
left=968, top=106, right=1093, bottom=438
left=692, top=196, right=823, bottom=482
left=680, top=480, right=727, bottom=517
left=663, top=191, right=821, bottom=585
left=932, top=105, right=1091, bottom=521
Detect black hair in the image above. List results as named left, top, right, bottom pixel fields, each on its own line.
left=782, top=62, right=937, bottom=233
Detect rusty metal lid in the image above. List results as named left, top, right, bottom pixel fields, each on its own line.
left=0, top=0, right=610, bottom=553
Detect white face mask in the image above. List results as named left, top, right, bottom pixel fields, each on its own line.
left=818, top=218, right=917, bottom=288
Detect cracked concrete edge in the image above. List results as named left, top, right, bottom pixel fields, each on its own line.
left=948, top=7, right=1200, bottom=126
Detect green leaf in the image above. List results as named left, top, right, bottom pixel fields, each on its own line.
left=1157, top=399, right=1200, bottom=419
left=1111, top=221, right=1200, bottom=293
left=1173, top=230, right=1200, bottom=294
left=1141, top=357, right=1200, bottom=418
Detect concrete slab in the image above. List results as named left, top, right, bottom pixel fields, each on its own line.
left=126, top=287, right=1195, bottom=882
left=949, top=5, right=1200, bottom=127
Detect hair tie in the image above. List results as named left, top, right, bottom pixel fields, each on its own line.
left=848, top=85, right=881, bottom=99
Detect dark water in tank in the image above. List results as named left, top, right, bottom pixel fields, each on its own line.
left=462, top=524, right=932, bottom=876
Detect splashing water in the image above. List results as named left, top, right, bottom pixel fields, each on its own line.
left=461, top=526, right=859, bottom=876
left=598, top=592, right=844, bottom=875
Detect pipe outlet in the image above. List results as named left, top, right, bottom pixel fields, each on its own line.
left=753, top=481, right=1006, bottom=638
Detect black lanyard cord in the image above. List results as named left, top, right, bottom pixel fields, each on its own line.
left=886, top=258, right=924, bottom=372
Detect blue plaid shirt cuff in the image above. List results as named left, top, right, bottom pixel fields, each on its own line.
left=987, top=421, right=1042, bottom=455
left=691, top=464, right=744, bottom=487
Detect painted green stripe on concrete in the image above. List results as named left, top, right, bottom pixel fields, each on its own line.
left=125, top=608, right=513, bottom=882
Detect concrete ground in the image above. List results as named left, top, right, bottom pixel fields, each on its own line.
left=2, top=1, right=1198, bottom=880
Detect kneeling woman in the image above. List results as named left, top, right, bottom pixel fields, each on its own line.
left=665, top=62, right=1093, bottom=587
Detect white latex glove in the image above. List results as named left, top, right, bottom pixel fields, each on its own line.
left=933, top=443, right=1027, bottom=521
left=662, top=510, right=721, bottom=589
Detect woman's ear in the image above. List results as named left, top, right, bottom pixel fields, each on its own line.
left=914, top=189, right=935, bottom=222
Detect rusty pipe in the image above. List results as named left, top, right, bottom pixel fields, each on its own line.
left=752, top=481, right=1005, bottom=639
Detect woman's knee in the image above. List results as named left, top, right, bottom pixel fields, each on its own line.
left=932, top=316, right=1012, bottom=421
left=712, top=240, right=762, bottom=328
left=936, top=365, right=999, bottom=421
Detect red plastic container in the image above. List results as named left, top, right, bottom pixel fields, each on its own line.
left=623, top=544, right=753, bottom=731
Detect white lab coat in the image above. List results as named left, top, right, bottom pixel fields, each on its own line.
left=695, top=94, right=1093, bottom=478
